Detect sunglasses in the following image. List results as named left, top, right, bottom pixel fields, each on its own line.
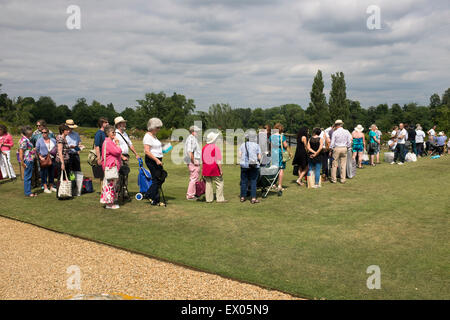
left=42, top=132, right=49, bottom=134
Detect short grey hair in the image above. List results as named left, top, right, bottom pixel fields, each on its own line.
left=147, top=118, right=163, bottom=131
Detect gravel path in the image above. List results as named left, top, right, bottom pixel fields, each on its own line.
left=0, top=217, right=298, bottom=300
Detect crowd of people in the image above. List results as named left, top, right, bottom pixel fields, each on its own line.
left=0, top=117, right=448, bottom=208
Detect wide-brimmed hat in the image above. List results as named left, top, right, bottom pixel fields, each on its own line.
left=65, top=119, right=78, bottom=129
left=206, top=131, right=221, bottom=144
left=114, top=116, right=127, bottom=125
left=438, top=132, right=444, bottom=136
left=335, top=119, right=344, bottom=125
left=189, top=125, right=201, bottom=132
left=354, top=124, right=364, bottom=132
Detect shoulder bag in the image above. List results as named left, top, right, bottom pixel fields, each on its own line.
left=87, top=142, right=98, bottom=167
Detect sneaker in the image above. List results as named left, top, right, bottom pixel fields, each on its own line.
left=398, top=162, right=404, bottom=165
left=44, top=189, right=51, bottom=194
left=50, top=187, right=57, bottom=192
left=390, top=162, right=395, bottom=165
left=105, top=205, right=114, bottom=209
left=112, top=204, right=120, bottom=209
left=186, top=196, right=198, bottom=201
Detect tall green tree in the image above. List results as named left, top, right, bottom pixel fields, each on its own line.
left=30, top=96, right=57, bottom=124
left=390, top=103, right=403, bottom=126
left=206, top=103, right=242, bottom=129
left=306, top=70, right=330, bottom=128
left=328, top=72, right=349, bottom=125
left=136, top=92, right=196, bottom=129
left=72, top=98, right=93, bottom=127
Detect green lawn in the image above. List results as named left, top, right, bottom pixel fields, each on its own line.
left=1, top=136, right=449, bottom=299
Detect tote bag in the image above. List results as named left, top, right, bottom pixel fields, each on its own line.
left=57, top=169, right=72, bottom=199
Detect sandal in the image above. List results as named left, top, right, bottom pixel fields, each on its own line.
left=251, top=199, right=260, bottom=204
left=240, top=197, right=246, bottom=202
left=26, top=193, right=37, bottom=198
left=296, top=179, right=304, bottom=186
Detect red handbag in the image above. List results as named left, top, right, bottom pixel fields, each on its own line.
left=195, top=178, right=206, bottom=197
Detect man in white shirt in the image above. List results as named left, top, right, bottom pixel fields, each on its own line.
left=415, top=125, right=426, bottom=157
left=115, top=117, right=140, bottom=199
left=388, top=132, right=397, bottom=152
left=393, top=123, right=407, bottom=165
left=426, top=125, right=437, bottom=154
left=184, top=125, right=201, bottom=200
left=329, top=120, right=352, bottom=184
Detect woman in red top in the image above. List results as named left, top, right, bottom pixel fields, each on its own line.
left=100, top=125, right=122, bottom=210
left=202, top=132, right=227, bottom=203
left=0, top=124, right=16, bottom=180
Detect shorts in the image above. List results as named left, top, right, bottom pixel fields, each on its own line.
left=368, top=143, right=378, bottom=155
left=352, top=145, right=364, bottom=153
left=375, top=144, right=380, bottom=154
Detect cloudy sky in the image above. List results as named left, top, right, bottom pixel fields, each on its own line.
left=0, top=0, right=449, bottom=111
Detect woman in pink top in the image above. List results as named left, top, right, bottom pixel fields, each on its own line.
left=0, top=124, right=16, bottom=180
left=100, top=125, right=122, bottom=210
left=201, top=131, right=227, bottom=203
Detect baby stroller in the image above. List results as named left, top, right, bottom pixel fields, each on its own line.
left=258, top=164, right=281, bottom=198
left=427, top=142, right=443, bottom=156
left=135, top=158, right=152, bottom=201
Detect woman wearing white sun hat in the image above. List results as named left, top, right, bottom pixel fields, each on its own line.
left=202, top=131, right=227, bottom=203
left=351, top=124, right=366, bottom=169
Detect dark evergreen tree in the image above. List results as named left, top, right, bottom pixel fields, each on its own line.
left=328, top=72, right=349, bottom=125
left=307, top=70, right=330, bottom=128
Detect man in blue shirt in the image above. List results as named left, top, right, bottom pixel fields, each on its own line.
left=93, top=117, right=108, bottom=180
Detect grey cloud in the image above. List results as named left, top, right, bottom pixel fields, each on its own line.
left=0, top=0, right=448, bottom=111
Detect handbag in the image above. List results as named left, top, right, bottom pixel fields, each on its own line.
left=87, top=142, right=98, bottom=167
left=103, top=139, right=118, bottom=180
left=39, top=154, right=52, bottom=168
left=195, top=178, right=206, bottom=197
left=57, top=169, right=72, bottom=199
left=82, top=178, right=94, bottom=194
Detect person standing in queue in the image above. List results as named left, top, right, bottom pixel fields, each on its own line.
left=143, top=118, right=166, bottom=206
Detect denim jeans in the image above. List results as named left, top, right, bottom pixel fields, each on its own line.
left=40, top=161, right=55, bottom=186
left=23, top=160, right=34, bottom=196
left=394, top=144, right=406, bottom=163
left=240, top=167, right=259, bottom=198
left=410, top=141, right=417, bottom=155
left=308, top=160, right=322, bottom=185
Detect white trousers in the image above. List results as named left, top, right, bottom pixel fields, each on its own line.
left=0, top=150, right=16, bottom=179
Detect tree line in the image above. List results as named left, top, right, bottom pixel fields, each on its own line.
left=1, top=72, right=449, bottom=136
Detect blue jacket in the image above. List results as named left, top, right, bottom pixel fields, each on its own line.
left=36, top=137, right=57, bottom=157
